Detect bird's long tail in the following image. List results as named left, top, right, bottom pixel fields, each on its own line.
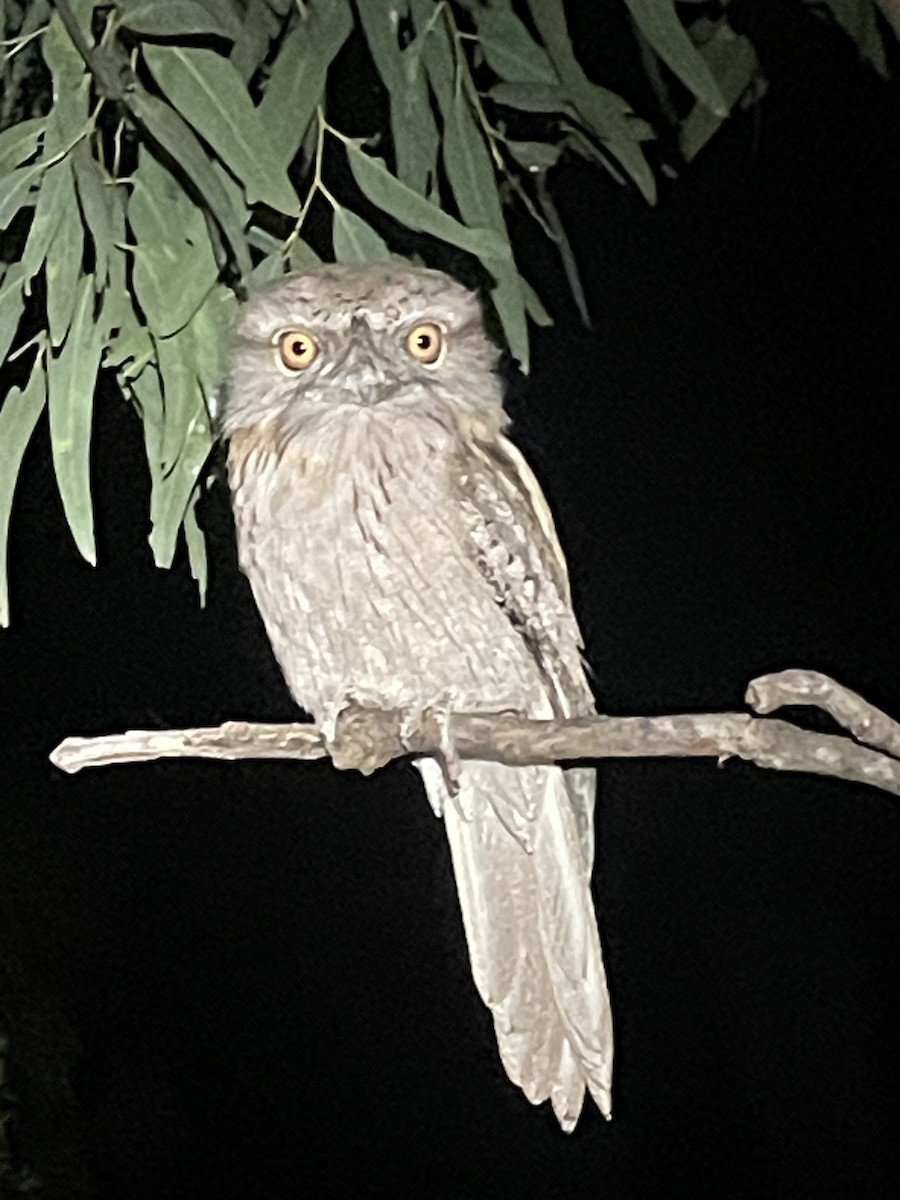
left=418, top=759, right=613, bottom=1131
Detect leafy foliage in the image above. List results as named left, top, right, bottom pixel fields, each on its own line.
left=0, top=0, right=894, bottom=623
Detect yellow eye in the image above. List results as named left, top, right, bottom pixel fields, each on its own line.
left=405, top=322, right=444, bottom=365
left=277, top=329, right=318, bottom=371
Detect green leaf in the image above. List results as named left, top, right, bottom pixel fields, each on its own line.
left=0, top=165, right=40, bottom=230
left=506, top=139, right=563, bottom=173
left=133, top=364, right=209, bottom=569
left=41, top=12, right=89, bottom=95
left=186, top=284, right=238, bottom=398
left=128, top=147, right=219, bottom=336
left=678, top=18, right=760, bottom=161
left=346, top=142, right=510, bottom=262
left=20, top=159, right=71, bottom=287
left=520, top=277, right=553, bottom=327
left=357, top=0, right=439, bottom=194
left=104, top=183, right=134, bottom=333
left=814, top=0, right=888, bottom=77
left=155, top=325, right=199, bottom=472
left=41, top=15, right=92, bottom=154
left=128, top=88, right=252, bottom=275
left=45, top=162, right=85, bottom=346
left=0, top=351, right=47, bottom=626
left=152, top=288, right=227, bottom=477
left=332, top=206, right=392, bottom=263
left=440, top=90, right=529, bottom=368
left=229, top=0, right=283, bottom=79
left=409, top=8, right=530, bottom=366
left=258, top=0, right=354, bottom=171
left=625, top=0, right=728, bottom=116
left=0, top=117, right=46, bottom=176
left=72, top=143, right=113, bottom=286
left=151, top=392, right=212, bottom=567
left=106, top=309, right=155, bottom=378
left=141, top=44, right=299, bottom=215
left=525, top=0, right=656, bottom=202
left=0, top=263, right=26, bottom=367
left=182, top=491, right=208, bottom=604
left=287, top=239, right=322, bottom=274
left=490, top=82, right=573, bottom=114
left=247, top=249, right=288, bottom=287
left=475, top=2, right=558, bottom=85
left=47, top=274, right=107, bottom=565
left=117, top=0, right=241, bottom=39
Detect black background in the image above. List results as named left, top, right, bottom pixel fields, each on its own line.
left=3, top=4, right=900, bottom=1198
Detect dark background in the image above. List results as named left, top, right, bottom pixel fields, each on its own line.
left=3, top=4, right=900, bottom=1198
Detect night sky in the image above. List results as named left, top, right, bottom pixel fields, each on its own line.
left=3, top=5, right=900, bottom=1198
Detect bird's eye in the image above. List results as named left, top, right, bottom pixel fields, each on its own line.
left=276, top=329, right=318, bottom=371
left=405, top=322, right=444, bottom=365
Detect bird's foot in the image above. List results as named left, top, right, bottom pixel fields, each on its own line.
left=401, top=703, right=461, bottom=796
left=324, top=701, right=397, bottom=776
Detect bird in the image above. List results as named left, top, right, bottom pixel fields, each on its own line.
left=221, top=263, right=613, bottom=1130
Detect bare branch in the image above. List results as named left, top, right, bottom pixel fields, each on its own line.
left=747, top=668, right=900, bottom=759
left=48, top=670, right=900, bottom=799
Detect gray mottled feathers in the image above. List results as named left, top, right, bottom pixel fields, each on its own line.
left=224, top=263, right=612, bottom=1130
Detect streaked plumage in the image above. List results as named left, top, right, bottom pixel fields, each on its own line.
left=222, top=264, right=612, bottom=1129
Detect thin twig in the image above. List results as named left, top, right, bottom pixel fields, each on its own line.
left=48, top=671, right=900, bottom=800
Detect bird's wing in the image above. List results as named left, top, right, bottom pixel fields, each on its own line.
left=420, top=421, right=613, bottom=1129
left=455, top=427, right=594, bottom=718
left=453, top=426, right=597, bottom=867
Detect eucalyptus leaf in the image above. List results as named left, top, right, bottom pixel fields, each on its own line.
left=246, top=255, right=285, bottom=288
left=357, top=0, right=439, bottom=194
left=0, top=117, right=45, bottom=176
left=155, top=324, right=200, bottom=472
left=625, top=0, right=728, bottom=116
left=104, top=183, right=133, bottom=333
left=441, top=90, right=528, bottom=368
left=520, top=277, right=553, bottom=327
left=106, top=310, right=154, bottom=378
left=187, top=284, right=238, bottom=398
left=679, top=19, right=759, bottom=161
left=0, top=263, right=26, bottom=366
left=258, top=0, right=354, bottom=171
left=128, top=147, right=219, bottom=336
left=149, top=390, right=212, bottom=569
left=41, top=15, right=92, bottom=153
left=131, top=365, right=165, bottom=470
left=506, top=139, right=563, bottom=173
left=128, top=88, right=251, bottom=275
left=72, top=142, right=113, bottom=286
left=229, top=0, right=282, bottom=80
left=0, top=352, right=47, bottom=626
left=816, top=0, right=888, bottom=77
left=332, top=206, right=392, bottom=263
left=489, top=82, right=569, bottom=113
left=182, top=492, right=208, bottom=603
left=45, top=162, right=85, bottom=346
left=526, top=0, right=657, bottom=203
left=47, top=274, right=108, bottom=566
left=41, top=11, right=88, bottom=95
left=117, top=0, right=241, bottom=39
left=20, top=159, right=70, bottom=287
left=142, top=45, right=299, bottom=215
left=346, top=142, right=510, bottom=262
left=475, top=3, right=558, bottom=85
left=286, top=238, right=322, bottom=274
left=132, top=363, right=198, bottom=568
left=0, top=165, right=40, bottom=229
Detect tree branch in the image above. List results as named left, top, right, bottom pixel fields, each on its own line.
left=47, top=670, right=900, bottom=799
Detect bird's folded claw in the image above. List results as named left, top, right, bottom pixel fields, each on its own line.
left=325, top=702, right=396, bottom=776
left=401, top=704, right=461, bottom=796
